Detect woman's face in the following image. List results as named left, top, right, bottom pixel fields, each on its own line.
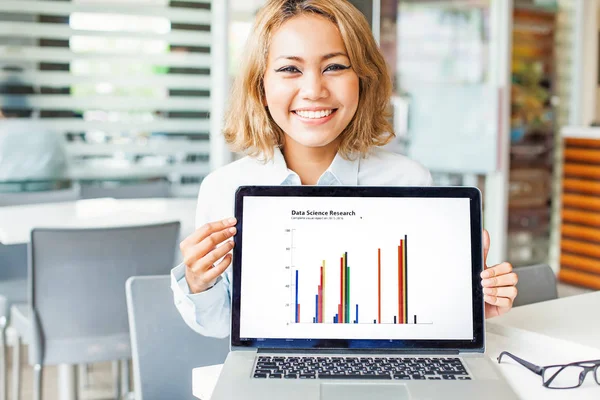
left=263, top=14, right=359, bottom=151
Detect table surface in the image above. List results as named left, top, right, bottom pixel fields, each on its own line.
left=0, top=197, right=197, bottom=245
left=193, top=291, right=600, bottom=400
left=487, top=290, right=600, bottom=350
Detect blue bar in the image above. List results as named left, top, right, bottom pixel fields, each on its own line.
left=295, top=270, right=299, bottom=323
left=313, top=317, right=316, bottom=323
left=335, top=314, right=338, bottom=323
left=315, top=294, right=319, bottom=323
left=355, top=304, right=358, bottom=324
left=394, top=316, right=397, bottom=324
left=333, top=316, right=336, bottom=323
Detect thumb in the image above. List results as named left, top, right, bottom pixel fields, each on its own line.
left=482, top=229, right=490, bottom=268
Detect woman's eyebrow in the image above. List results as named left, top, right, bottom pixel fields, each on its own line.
left=274, top=52, right=349, bottom=62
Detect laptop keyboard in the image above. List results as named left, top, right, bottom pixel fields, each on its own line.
left=253, top=356, right=471, bottom=380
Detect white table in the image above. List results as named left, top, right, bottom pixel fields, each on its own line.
left=487, top=290, right=600, bottom=350
left=0, top=197, right=197, bottom=245
left=192, top=292, right=600, bottom=400
left=0, top=197, right=198, bottom=400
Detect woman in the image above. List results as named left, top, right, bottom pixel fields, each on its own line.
left=172, top=0, right=517, bottom=338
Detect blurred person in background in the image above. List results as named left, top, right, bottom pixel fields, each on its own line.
left=0, top=73, right=69, bottom=191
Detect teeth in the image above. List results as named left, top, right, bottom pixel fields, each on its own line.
left=295, top=109, right=333, bottom=119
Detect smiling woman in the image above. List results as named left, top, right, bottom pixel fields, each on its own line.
left=171, top=0, right=518, bottom=340
left=223, top=0, right=393, bottom=163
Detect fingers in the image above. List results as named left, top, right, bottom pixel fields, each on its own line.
left=191, top=239, right=235, bottom=273
left=184, top=226, right=237, bottom=267
left=481, top=272, right=518, bottom=288
left=180, top=217, right=237, bottom=293
left=185, top=242, right=234, bottom=292
left=180, top=217, right=237, bottom=250
left=484, top=292, right=515, bottom=309
left=483, top=286, right=518, bottom=300
left=203, top=254, right=233, bottom=283
left=481, top=261, right=518, bottom=312
left=481, top=262, right=513, bottom=279
left=482, top=229, right=490, bottom=267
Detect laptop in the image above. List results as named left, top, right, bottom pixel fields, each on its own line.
left=210, top=186, right=518, bottom=400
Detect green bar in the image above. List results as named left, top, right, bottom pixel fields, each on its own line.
left=346, top=266, right=350, bottom=323
left=346, top=267, right=350, bottom=322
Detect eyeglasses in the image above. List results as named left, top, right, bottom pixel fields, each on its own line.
left=497, top=351, right=600, bottom=389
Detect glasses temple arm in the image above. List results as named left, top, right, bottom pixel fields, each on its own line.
left=497, top=351, right=543, bottom=375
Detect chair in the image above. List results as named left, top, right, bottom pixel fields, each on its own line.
left=0, top=186, right=79, bottom=207
left=0, top=185, right=79, bottom=400
left=80, top=179, right=171, bottom=200
left=0, top=243, right=27, bottom=400
left=10, top=222, right=180, bottom=400
left=513, top=264, right=558, bottom=307
left=126, top=276, right=229, bottom=400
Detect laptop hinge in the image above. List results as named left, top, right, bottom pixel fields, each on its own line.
left=257, top=348, right=460, bottom=355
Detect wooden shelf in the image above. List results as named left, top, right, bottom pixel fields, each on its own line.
left=559, top=136, right=600, bottom=289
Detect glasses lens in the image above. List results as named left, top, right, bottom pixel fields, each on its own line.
left=543, top=366, right=585, bottom=389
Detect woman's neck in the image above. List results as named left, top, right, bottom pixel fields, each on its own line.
left=282, top=137, right=339, bottom=185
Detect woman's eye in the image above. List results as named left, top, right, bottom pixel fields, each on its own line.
left=276, top=66, right=301, bottom=73
left=324, top=64, right=350, bottom=72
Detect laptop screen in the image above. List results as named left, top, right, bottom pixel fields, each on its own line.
left=231, top=186, right=485, bottom=351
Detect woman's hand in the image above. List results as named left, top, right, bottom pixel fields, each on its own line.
left=180, top=217, right=237, bottom=294
left=481, top=229, right=518, bottom=318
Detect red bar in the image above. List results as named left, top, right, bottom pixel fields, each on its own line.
left=318, top=286, right=322, bottom=323
left=320, top=266, right=324, bottom=323
left=338, top=304, right=342, bottom=324
left=378, top=248, right=381, bottom=324
left=340, top=257, right=344, bottom=323
left=297, top=304, right=300, bottom=322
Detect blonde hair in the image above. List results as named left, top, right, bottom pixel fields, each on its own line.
left=223, top=0, right=394, bottom=160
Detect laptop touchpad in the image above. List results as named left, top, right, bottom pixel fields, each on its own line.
left=320, top=383, right=410, bottom=400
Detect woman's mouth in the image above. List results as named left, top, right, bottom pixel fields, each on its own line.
left=292, top=109, right=337, bottom=119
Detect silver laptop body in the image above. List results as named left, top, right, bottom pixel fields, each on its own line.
left=211, top=186, right=518, bottom=400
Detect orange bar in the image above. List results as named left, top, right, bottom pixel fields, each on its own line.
left=560, top=254, right=600, bottom=275
left=564, top=148, right=600, bottom=164
left=562, top=224, right=600, bottom=242
left=398, top=241, right=403, bottom=324
left=559, top=268, right=600, bottom=290
left=319, top=266, right=323, bottom=323
left=563, top=164, right=600, bottom=180
left=378, top=248, right=381, bottom=324
left=403, top=236, right=407, bottom=323
left=561, top=239, right=600, bottom=259
left=562, top=194, right=600, bottom=212
left=561, top=209, right=600, bottom=228
left=565, top=137, right=600, bottom=149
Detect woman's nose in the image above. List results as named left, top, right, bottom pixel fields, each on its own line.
left=300, top=72, right=328, bottom=100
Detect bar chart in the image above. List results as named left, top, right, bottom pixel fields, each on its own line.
left=239, top=195, right=474, bottom=340
left=291, top=234, right=424, bottom=325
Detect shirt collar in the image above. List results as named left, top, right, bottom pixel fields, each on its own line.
left=326, top=151, right=359, bottom=186
left=268, top=147, right=359, bottom=186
